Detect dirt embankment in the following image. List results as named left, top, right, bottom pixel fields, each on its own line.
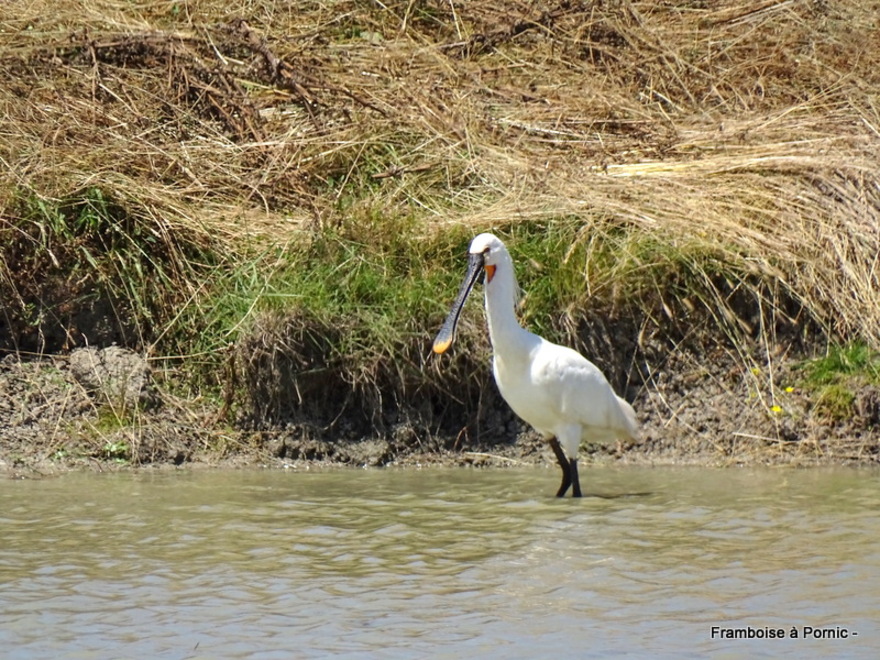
left=2, top=340, right=879, bottom=476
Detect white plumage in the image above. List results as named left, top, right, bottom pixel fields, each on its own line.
left=434, top=233, right=637, bottom=497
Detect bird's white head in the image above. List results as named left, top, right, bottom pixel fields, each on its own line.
left=433, top=232, right=517, bottom=354
left=467, top=233, right=508, bottom=285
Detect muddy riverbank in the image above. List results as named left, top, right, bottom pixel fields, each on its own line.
left=3, top=341, right=878, bottom=477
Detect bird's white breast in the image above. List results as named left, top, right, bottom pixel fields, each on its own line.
left=493, top=349, right=555, bottom=437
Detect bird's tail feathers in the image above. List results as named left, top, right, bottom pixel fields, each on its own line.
left=616, top=396, right=639, bottom=439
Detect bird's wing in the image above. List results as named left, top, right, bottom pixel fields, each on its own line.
left=531, top=341, right=636, bottom=437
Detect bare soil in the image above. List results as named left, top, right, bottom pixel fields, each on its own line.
left=2, top=342, right=878, bottom=477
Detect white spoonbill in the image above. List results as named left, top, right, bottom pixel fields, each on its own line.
left=433, top=233, right=638, bottom=497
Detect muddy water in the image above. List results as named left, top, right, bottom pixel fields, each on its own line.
left=1, top=467, right=878, bottom=659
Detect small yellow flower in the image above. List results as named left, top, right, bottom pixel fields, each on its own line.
left=751, top=367, right=762, bottom=375
left=784, top=386, right=794, bottom=393
left=770, top=405, right=783, bottom=414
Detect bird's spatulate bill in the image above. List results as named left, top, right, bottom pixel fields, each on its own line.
left=433, top=253, right=484, bottom=354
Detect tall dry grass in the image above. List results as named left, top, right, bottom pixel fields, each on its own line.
left=1, top=0, right=879, bottom=360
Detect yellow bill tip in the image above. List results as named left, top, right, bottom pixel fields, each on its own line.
left=432, top=338, right=452, bottom=354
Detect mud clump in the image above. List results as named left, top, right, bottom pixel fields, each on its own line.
left=0, top=351, right=205, bottom=473
left=68, top=346, right=155, bottom=410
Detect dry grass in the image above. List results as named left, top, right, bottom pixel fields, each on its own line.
left=3, top=1, right=878, bottom=327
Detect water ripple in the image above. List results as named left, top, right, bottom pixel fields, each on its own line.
left=1, top=467, right=879, bottom=659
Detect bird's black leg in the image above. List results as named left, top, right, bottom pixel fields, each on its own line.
left=569, top=458, right=582, bottom=498
left=548, top=438, right=571, bottom=497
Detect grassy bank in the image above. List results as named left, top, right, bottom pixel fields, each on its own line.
left=2, top=1, right=880, bottom=467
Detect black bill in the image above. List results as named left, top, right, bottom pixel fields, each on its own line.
left=432, top=252, right=484, bottom=354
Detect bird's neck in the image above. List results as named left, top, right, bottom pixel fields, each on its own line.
left=484, top=261, right=533, bottom=357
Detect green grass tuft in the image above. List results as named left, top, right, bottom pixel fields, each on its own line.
left=799, top=343, right=880, bottom=386
left=797, top=343, right=880, bottom=420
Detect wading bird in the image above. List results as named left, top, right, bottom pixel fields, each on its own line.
left=433, top=233, right=638, bottom=497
